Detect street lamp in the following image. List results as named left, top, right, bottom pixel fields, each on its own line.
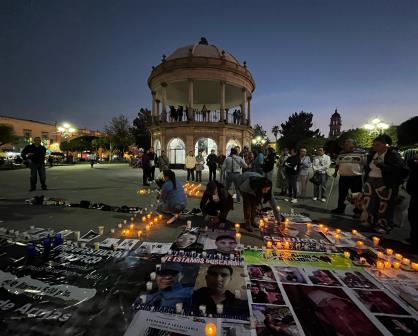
left=363, top=118, right=389, bottom=134
left=57, top=123, right=76, bottom=139
left=252, top=135, right=267, bottom=146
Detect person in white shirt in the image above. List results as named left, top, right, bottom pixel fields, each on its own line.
left=222, top=147, right=247, bottom=203
left=185, top=151, right=196, bottom=182
left=297, top=148, right=312, bottom=198
left=312, top=148, right=331, bottom=202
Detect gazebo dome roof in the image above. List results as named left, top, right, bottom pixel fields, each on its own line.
left=332, top=109, right=341, bottom=118
left=166, top=37, right=240, bottom=64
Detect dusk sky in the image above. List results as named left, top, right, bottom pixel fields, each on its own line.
left=1, top=0, right=417, bottom=136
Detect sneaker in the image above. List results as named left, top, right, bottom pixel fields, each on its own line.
left=331, top=208, right=344, bottom=214
left=321, top=198, right=326, bottom=203
left=284, top=198, right=289, bottom=202
left=312, top=197, right=318, bottom=201
left=291, top=198, right=298, bottom=204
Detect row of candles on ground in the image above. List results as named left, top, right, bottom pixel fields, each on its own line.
left=183, top=182, right=202, bottom=197
left=114, top=213, right=164, bottom=239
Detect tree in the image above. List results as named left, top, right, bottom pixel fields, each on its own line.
left=104, top=115, right=134, bottom=159
left=278, top=111, right=320, bottom=149
left=0, top=124, right=18, bottom=146
left=68, top=136, right=99, bottom=152
left=338, top=128, right=373, bottom=149
left=253, top=124, right=268, bottom=139
left=296, top=135, right=326, bottom=155
left=131, top=108, right=152, bottom=149
left=271, top=125, right=279, bottom=142
left=397, top=116, right=418, bottom=147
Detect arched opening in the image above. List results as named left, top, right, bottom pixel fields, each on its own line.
left=226, top=139, right=241, bottom=156
left=153, top=139, right=161, bottom=157
left=194, top=138, right=217, bottom=156
left=167, top=138, right=185, bottom=169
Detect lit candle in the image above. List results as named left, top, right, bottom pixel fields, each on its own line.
left=98, top=226, right=104, bottom=235
left=356, top=240, right=364, bottom=248
left=402, top=258, right=410, bottom=266
left=205, top=322, right=217, bottom=336
left=284, top=241, right=290, bottom=250
left=323, top=227, right=329, bottom=233
left=118, top=223, right=123, bottom=228
left=372, top=236, right=380, bottom=246
left=145, top=224, right=151, bottom=232
left=352, top=229, right=358, bottom=236
left=319, top=224, right=324, bottom=231
left=130, top=217, right=134, bottom=221
left=235, top=232, right=241, bottom=245
left=306, top=223, right=312, bottom=230
left=377, top=251, right=384, bottom=259
left=384, top=261, right=391, bottom=269
left=130, top=224, right=134, bottom=230
left=147, top=214, right=151, bottom=219
left=110, top=228, right=115, bottom=234
left=123, top=220, right=127, bottom=224
left=202, top=251, right=207, bottom=258
left=216, top=303, right=224, bottom=314
left=186, top=220, right=192, bottom=230
left=344, top=251, right=350, bottom=259
left=235, top=223, right=240, bottom=232
left=335, top=233, right=341, bottom=241
left=336, top=229, right=341, bottom=234
left=74, top=231, right=80, bottom=240
left=395, top=254, right=403, bottom=261
left=393, top=261, right=400, bottom=269
left=199, top=305, right=207, bottom=315
left=150, top=272, right=156, bottom=280
left=94, top=242, right=100, bottom=250
left=266, top=241, right=273, bottom=248
left=376, top=261, right=384, bottom=269
left=142, top=216, right=146, bottom=222
left=122, top=230, right=126, bottom=236
left=386, top=249, right=393, bottom=256
left=359, top=257, right=366, bottom=265
left=411, top=262, right=418, bottom=271
left=140, top=294, right=147, bottom=304
left=137, top=230, right=143, bottom=238
left=276, top=242, right=282, bottom=249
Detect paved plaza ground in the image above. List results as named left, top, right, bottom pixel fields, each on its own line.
left=0, top=163, right=416, bottom=258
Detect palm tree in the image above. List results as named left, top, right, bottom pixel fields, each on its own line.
left=272, top=125, right=279, bottom=142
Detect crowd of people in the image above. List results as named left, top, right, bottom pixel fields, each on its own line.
left=20, top=134, right=418, bottom=245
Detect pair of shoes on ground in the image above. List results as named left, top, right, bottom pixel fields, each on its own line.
left=283, top=198, right=297, bottom=203
left=312, top=197, right=326, bottom=202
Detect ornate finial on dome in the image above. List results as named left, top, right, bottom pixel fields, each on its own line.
left=199, top=37, right=208, bottom=45
left=162, top=54, right=166, bottom=62
left=243, top=61, right=247, bottom=68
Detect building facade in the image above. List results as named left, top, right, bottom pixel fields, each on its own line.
left=147, top=38, right=255, bottom=167
left=0, top=115, right=102, bottom=152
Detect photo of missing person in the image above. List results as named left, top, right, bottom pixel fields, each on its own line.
left=377, top=316, right=418, bottom=336
left=250, top=280, right=285, bottom=305
left=304, top=268, right=341, bottom=287
left=144, top=262, right=199, bottom=310
left=191, top=264, right=249, bottom=318
left=203, top=233, right=237, bottom=255
left=171, top=228, right=203, bottom=252
left=283, top=284, right=382, bottom=336
left=248, top=265, right=276, bottom=282
left=221, top=320, right=252, bottom=336
left=353, top=289, right=410, bottom=315
left=251, top=304, right=300, bottom=336
left=345, top=247, right=377, bottom=266
left=274, top=266, right=308, bottom=284
left=333, top=270, right=378, bottom=289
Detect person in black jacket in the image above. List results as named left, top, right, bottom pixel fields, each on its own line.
left=406, top=153, right=418, bottom=245
left=21, top=137, right=47, bottom=191
left=284, top=148, right=300, bottom=203
left=206, top=149, right=218, bottom=181
left=363, top=135, right=407, bottom=234
left=200, top=180, right=233, bottom=225
left=263, top=146, right=276, bottom=180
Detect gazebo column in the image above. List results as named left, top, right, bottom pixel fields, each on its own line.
left=247, top=96, right=252, bottom=126
left=151, top=91, right=157, bottom=122
left=241, top=88, right=247, bottom=124
left=187, top=79, right=194, bottom=121
left=155, top=100, right=160, bottom=120
left=220, top=81, right=226, bottom=122
left=161, top=83, right=167, bottom=122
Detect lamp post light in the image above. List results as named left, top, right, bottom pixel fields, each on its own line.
left=363, top=118, right=389, bottom=135
left=251, top=135, right=267, bottom=146
left=57, top=123, right=76, bottom=139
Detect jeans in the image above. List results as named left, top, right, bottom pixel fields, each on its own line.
left=337, top=175, right=363, bottom=210
left=157, top=202, right=186, bottom=215
left=208, top=166, right=217, bottom=181
left=264, top=170, right=273, bottom=181
left=149, top=166, right=155, bottom=180
left=286, top=174, right=298, bottom=199
left=187, top=169, right=195, bottom=181
left=196, top=170, right=202, bottom=182
left=225, top=172, right=241, bottom=202
left=142, top=168, right=150, bottom=185
left=202, top=201, right=229, bottom=221
left=313, top=173, right=328, bottom=199
left=30, top=163, right=46, bottom=189
left=242, top=193, right=257, bottom=228
left=297, top=175, right=309, bottom=197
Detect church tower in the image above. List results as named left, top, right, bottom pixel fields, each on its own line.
left=329, top=109, right=342, bottom=139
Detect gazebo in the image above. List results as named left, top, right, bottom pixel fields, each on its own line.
left=148, top=37, right=255, bottom=168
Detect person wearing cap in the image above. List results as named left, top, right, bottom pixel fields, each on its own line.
left=205, top=234, right=237, bottom=255
left=192, top=265, right=247, bottom=316
left=145, top=263, right=192, bottom=309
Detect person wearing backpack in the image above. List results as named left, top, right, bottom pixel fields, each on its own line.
left=222, top=147, right=247, bottom=203
left=363, top=135, right=408, bottom=234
